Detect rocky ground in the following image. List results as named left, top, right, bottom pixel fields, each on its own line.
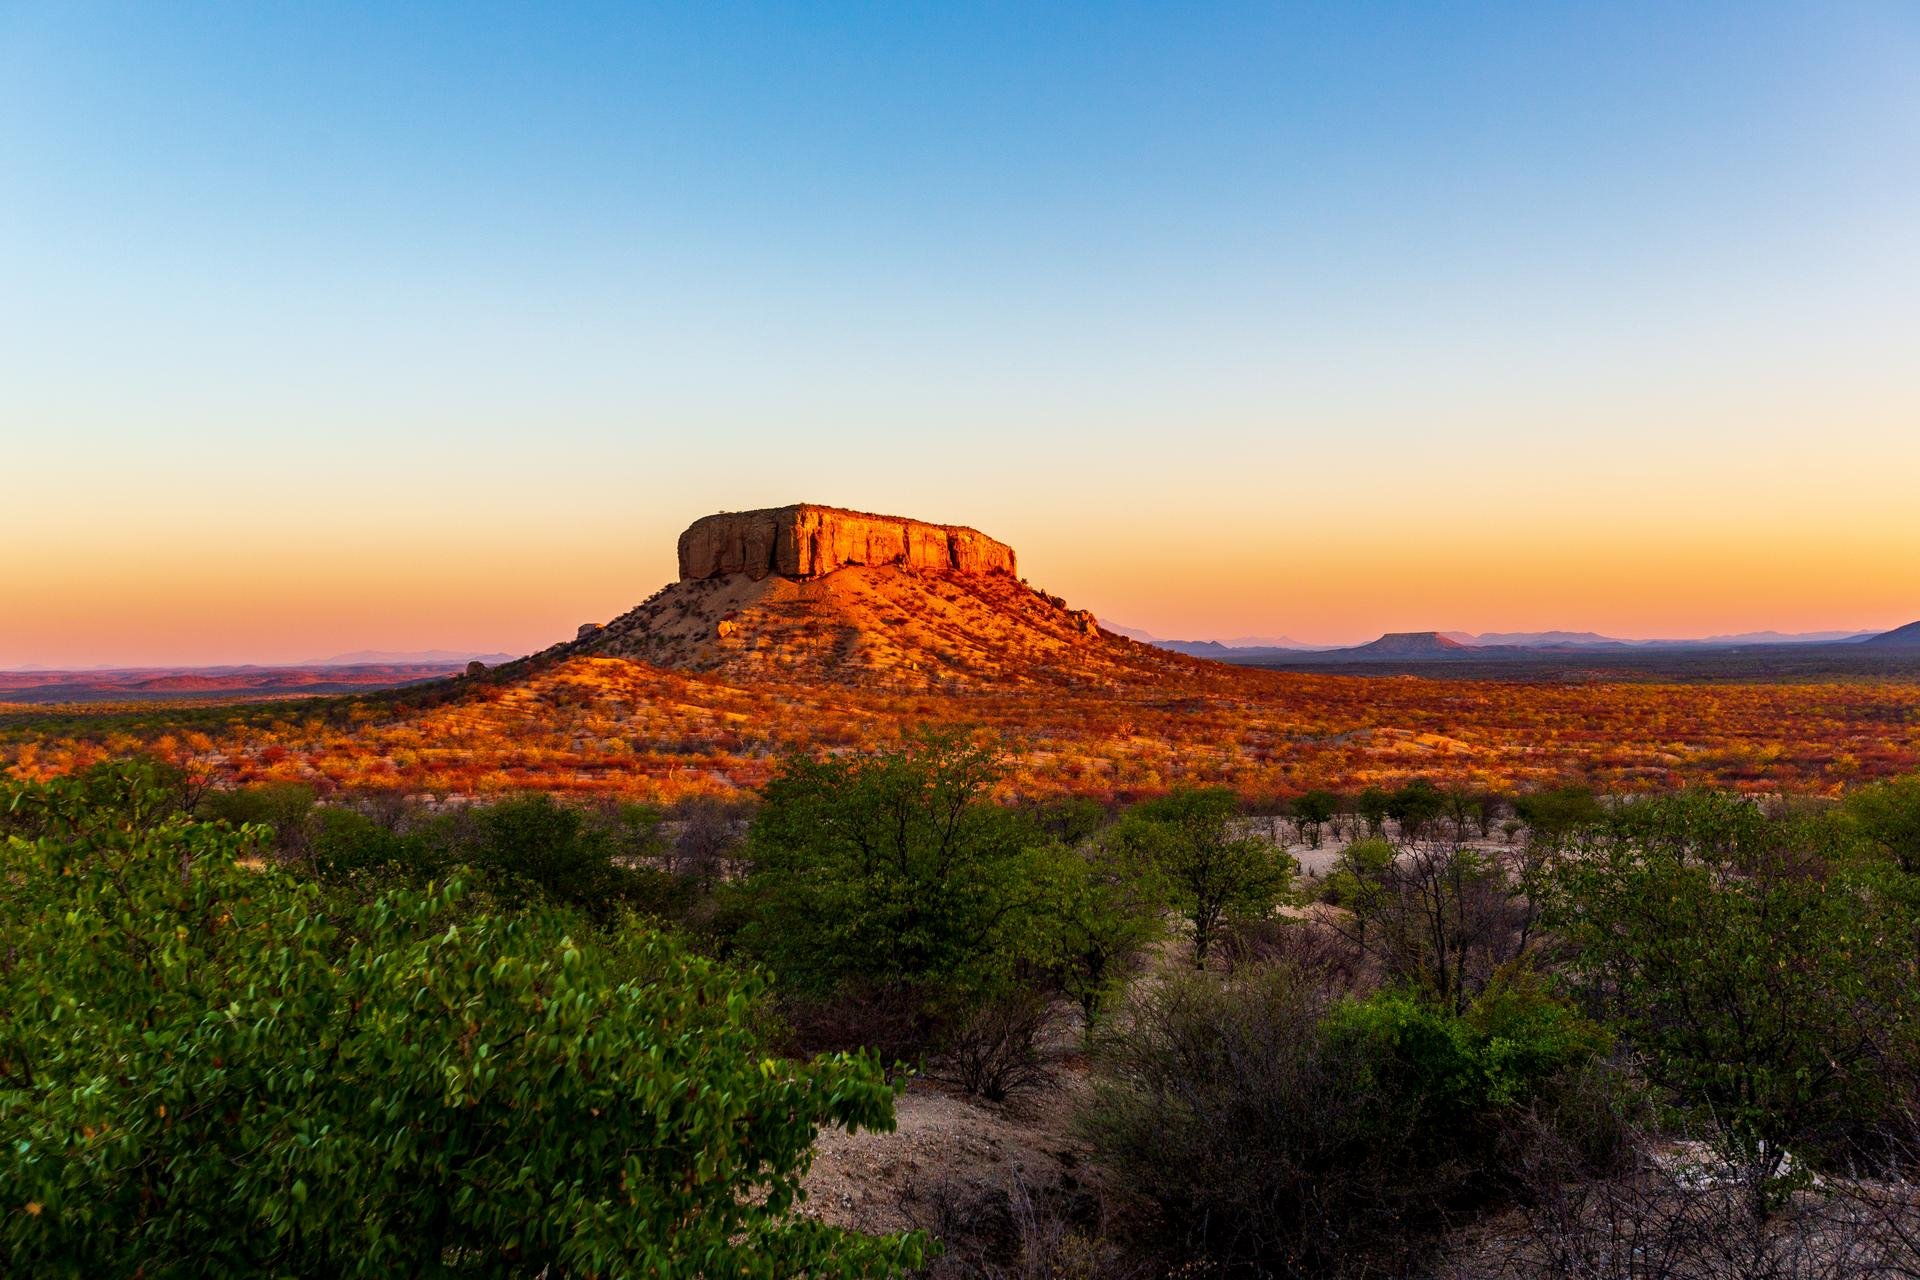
left=802, top=1065, right=1094, bottom=1240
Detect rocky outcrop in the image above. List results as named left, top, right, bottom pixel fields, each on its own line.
left=677, top=505, right=1017, bottom=582
left=563, top=501, right=1215, bottom=693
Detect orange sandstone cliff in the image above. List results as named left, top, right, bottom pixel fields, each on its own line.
left=676, top=504, right=1017, bottom=582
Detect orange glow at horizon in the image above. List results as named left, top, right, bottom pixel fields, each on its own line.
left=7, top=359, right=1920, bottom=667
left=7, top=492, right=1920, bottom=667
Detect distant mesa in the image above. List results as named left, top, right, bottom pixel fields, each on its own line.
left=1343, top=631, right=1473, bottom=657
left=678, top=504, right=1017, bottom=582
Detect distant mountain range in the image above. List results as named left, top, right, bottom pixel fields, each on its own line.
left=1102, top=624, right=1333, bottom=658
left=1446, top=628, right=1879, bottom=650
left=1115, top=622, right=1908, bottom=662
left=12, top=618, right=1917, bottom=694
left=1442, top=630, right=1616, bottom=647
left=305, top=649, right=520, bottom=666
left=0, top=659, right=503, bottom=704
left=0, top=650, right=520, bottom=674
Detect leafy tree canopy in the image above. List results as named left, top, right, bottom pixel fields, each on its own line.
left=0, top=765, right=922, bottom=1279
left=1541, top=791, right=1917, bottom=1183
left=736, top=733, right=1055, bottom=1005
left=1116, top=787, right=1291, bottom=966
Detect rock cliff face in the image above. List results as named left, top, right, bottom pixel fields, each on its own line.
left=548, top=501, right=1217, bottom=693
left=677, top=505, right=1017, bottom=582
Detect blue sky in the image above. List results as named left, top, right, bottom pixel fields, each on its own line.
left=3, top=2, right=1918, bottom=662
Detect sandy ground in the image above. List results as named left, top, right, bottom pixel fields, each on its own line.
left=801, top=1053, right=1095, bottom=1238
left=1236, top=817, right=1523, bottom=879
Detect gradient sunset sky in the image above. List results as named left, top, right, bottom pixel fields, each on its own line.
left=4, top=2, right=1918, bottom=666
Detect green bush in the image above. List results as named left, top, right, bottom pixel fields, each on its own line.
left=197, top=781, right=318, bottom=852
left=1114, top=787, right=1291, bottom=967
left=1511, top=784, right=1604, bottom=844
left=1083, top=964, right=1604, bottom=1276
left=310, top=803, right=433, bottom=878
left=1842, top=773, right=1920, bottom=873
left=1, top=757, right=193, bottom=840
left=309, top=793, right=687, bottom=923
left=735, top=733, right=1055, bottom=1012
left=1542, top=791, right=1919, bottom=1187
left=1022, top=794, right=1109, bottom=845
left=451, top=793, right=668, bottom=916
left=1044, top=832, right=1166, bottom=1026
left=0, top=767, right=923, bottom=1279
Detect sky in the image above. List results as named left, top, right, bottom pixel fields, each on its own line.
left=3, top=1, right=1918, bottom=665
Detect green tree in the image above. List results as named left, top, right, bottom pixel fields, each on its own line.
left=1842, top=773, right=1920, bottom=874
left=736, top=733, right=1051, bottom=1006
left=1326, top=837, right=1530, bottom=1013
left=1386, top=780, right=1445, bottom=840
left=1046, top=833, right=1167, bottom=1027
left=1355, top=786, right=1391, bottom=837
left=1117, top=788, right=1291, bottom=967
left=1542, top=792, right=1915, bottom=1208
left=1472, top=791, right=1508, bottom=839
left=1319, top=835, right=1397, bottom=946
left=198, top=781, right=318, bottom=859
left=1442, top=787, right=1481, bottom=842
left=1292, top=789, right=1338, bottom=848
left=1512, top=785, right=1604, bottom=845
left=0, top=766, right=923, bottom=1279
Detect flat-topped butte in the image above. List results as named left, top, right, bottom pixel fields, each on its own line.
left=676, top=504, right=1018, bottom=582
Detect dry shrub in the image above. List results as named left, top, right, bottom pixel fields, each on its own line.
left=908, top=1174, right=1149, bottom=1280
left=665, top=794, right=748, bottom=880
left=777, top=982, right=942, bottom=1065
left=1455, top=1101, right=1920, bottom=1280
left=1219, top=913, right=1364, bottom=991
left=936, top=990, right=1057, bottom=1102
left=1083, top=962, right=1617, bottom=1278
left=1459, top=1162, right=1920, bottom=1279
left=1083, top=965, right=1438, bottom=1276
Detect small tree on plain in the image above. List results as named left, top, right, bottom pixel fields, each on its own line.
left=1117, top=787, right=1292, bottom=967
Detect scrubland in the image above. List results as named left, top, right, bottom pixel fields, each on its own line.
left=7, top=736, right=1920, bottom=1277
left=5, top=652, right=1919, bottom=803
